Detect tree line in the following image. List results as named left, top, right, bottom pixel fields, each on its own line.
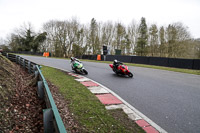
left=1, top=17, right=200, bottom=59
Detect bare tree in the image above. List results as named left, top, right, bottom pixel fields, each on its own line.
left=101, top=21, right=115, bottom=54
left=158, top=26, right=167, bottom=57
left=166, top=22, right=191, bottom=58
left=128, top=20, right=138, bottom=54
left=43, top=20, right=61, bottom=56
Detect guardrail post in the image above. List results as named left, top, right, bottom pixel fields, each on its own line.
left=28, top=61, right=31, bottom=73
left=16, top=55, right=18, bottom=63
left=33, top=65, right=36, bottom=72
left=43, top=108, right=54, bottom=133
left=18, top=56, right=21, bottom=64
left=6, top=53, right=8, bottom=58
left=23, top=59, right=26, bottom=69
left=20, top=58, right=23, bottom=66
left=13, top=55, right=15, bottom=62
left=35, top=70, right=39, bottom=79
left=37, top=81, right=44, bottom=99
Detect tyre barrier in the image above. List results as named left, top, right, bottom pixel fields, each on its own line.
left=2, top=52, right=67, bottom=133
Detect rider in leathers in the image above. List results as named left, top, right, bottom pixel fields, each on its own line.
left=113, top=59, right=122, bottom=73
left=71, top=57, right=80, bottom=70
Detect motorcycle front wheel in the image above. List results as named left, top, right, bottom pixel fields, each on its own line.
left=128, top=72, right=133, bottom=78
left=83, top=69, right=88, bottom=75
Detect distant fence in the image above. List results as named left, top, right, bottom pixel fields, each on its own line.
left=1, top=52, right=67, bottom=133
left=82, top=54, right=200, bottom=70
left=2, top=51, right=199, bottom=70
left=3, top=51, right=45, bottom=56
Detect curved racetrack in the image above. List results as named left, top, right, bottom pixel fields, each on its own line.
left=21, top=55, right=200, bottom=133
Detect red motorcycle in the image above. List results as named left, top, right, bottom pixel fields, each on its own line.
left=109, top=63, right=133, bottom=78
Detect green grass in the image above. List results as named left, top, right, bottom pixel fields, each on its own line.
left=79, top=59, right=200, bottom=75
left=41, top=66, right=144, bottom=133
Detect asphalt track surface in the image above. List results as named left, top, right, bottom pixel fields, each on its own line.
left=21, top=55, right=200, bottom=133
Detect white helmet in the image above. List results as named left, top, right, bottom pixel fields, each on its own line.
left=71, top=57, right=75, bottom=61
left=114, top=59, right=117, bottom=63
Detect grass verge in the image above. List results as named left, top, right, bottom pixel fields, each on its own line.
left=41, top=65, right=144, bottom=133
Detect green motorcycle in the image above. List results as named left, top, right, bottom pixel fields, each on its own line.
left=71, top=61, right=88, bottom=75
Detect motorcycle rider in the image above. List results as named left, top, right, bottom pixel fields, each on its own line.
left=71, top=57, right=80, bottom=62
left=113, top=59, right=122, bottom=73
left=71, top=57, right=80, bottom=70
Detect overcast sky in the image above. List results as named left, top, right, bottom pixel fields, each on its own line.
left=0, top=0, right=200, bottom=39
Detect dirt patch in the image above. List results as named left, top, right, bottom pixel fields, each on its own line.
left=47, top=81, right=85, bottom=133
left=0, top=55, right=45, bottom=132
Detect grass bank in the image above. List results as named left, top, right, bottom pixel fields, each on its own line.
left=41, top=66, right=144, bottom=132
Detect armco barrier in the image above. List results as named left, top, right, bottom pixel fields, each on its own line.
left=116, top=55, right=132, bottom=63
left=36, top=65, right=66, bottom=133
left=2, top=53, right=67, bottom=133
left=105, top=55, right=115, bottom=61
left=131, top=56, right=150, bottom=65
left=168, top=58, right=193, bottom=69
left=82, top=54, right=105, bottom=61
left=105, top=55, right=132, bottom=63
left=149, top=57, right=169, bottom=67
left=101, top=55, right=105, bottom=61
left=82, top=55, right=97, bottom=60
left=91, top=55, right=97, bottom=60
left=193, top=59, right=200, bottom=69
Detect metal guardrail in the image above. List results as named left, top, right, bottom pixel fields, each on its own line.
left=2, top=52, right=67, bottom=133
left=36, top=65, right=67, bottom=133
